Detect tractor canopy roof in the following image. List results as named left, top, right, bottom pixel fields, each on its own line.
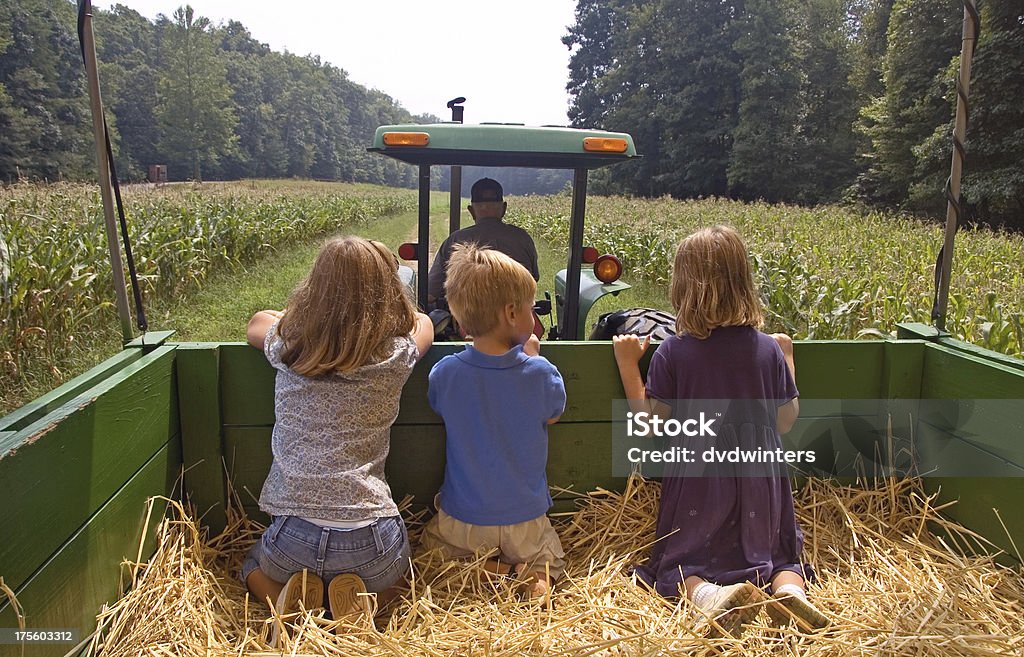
left=368, top=123, right=638, bottom=169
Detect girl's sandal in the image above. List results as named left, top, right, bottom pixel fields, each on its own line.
left=270, top=570, right=325, bottom=647
left=696, top=582, right=767, bottom=639
left=766, top=593, right=829, bottom=632
left=328, top=573, right=375, bottom=628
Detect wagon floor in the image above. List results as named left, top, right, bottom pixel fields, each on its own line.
left=84, top=476, right=1024, bottom=657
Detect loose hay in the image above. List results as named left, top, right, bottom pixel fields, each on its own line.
left=85, top=475, right=1024, bottom=657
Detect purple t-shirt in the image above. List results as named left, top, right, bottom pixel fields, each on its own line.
left=646, top=326, right=798, bottom=403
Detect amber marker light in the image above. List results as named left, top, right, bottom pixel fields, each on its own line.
left=594, top=254, right=623, bottom=284
left=583, top=137, right=628, bottom=153
left=383, top=132, right=430, bottom=147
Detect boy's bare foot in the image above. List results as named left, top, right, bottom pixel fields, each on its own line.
left=514, top=563, right=554, bottom=603
left=479, top=558, right=514, bottom=585
left=525, top=575, right=552, bottom=601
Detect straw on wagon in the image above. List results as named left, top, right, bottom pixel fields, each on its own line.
left=81, top=474, right=1023, bottom=657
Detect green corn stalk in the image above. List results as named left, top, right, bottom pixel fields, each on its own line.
left=1, top=181, right=415, bottom=409
left=510, top=195, right=1024, bottom=358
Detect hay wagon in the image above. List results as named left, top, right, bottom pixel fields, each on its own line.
left=3, top=309, right=1024, bottom=655
left=2, top=1, right=1020, bottom=653
left=3, top=120, right=1024, bottom=650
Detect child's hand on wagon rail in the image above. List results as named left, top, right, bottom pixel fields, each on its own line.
left=612, top=334, right=650, bottom=366
left=612, top=334, right=657, bottom=414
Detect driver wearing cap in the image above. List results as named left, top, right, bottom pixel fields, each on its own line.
left=427, top=178, right=540, bottom=303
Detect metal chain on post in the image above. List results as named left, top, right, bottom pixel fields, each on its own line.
left=932, top=0, right=981, bottom=332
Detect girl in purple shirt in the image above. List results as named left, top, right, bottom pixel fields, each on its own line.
left=613, top=225, right=828, bottom=637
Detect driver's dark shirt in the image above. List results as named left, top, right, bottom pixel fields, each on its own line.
left=427, top=218, right=540, bottom=299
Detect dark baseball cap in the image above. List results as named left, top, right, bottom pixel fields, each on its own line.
left=470, top=178, right=504, bottom=203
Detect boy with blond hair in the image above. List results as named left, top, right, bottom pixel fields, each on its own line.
left=422, top=243, right=566, bottom=600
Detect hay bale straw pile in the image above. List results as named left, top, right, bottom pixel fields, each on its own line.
left=84, top=476, right=1023, bottom=656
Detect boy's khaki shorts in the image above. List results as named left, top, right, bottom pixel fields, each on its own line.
left=421, top=499, right=566, bottom=580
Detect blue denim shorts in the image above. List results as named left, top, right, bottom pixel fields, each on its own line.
left=241, top=515, right=410, bottom=594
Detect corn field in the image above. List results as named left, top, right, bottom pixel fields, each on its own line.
left=0, top=181, right=415, bottom=410
left=507, top=195, right=1024, bottom=358
left=3, top=184, right=1022, bottom=415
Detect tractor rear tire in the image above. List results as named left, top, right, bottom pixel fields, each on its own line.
left=589, top=308, right=676, bottom=341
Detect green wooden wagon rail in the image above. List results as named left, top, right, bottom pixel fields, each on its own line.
left=2, top=324, right=1023, bottom=656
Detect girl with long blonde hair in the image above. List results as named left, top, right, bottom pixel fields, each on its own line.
left=613, top=225, right=828, bottom=637
left=242, top=236, right=432, bottom=631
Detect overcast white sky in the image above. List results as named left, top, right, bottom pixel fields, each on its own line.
left=96, top=1, right=579, bottom=126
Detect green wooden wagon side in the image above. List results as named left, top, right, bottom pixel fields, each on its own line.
left=2, top=324, right=1023, bottom=655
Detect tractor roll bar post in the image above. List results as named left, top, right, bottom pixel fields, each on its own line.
left=449, top=167, right=462, bottom=235
left=418, top=164, right=431, bottom=309
left=447, top=97, right=465, bottom=235
left=562, top=168, right=588, bottom=340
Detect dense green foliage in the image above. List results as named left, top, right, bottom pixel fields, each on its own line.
left=507, top=193, right=1024, bottom=356
left=0, top=0, right=426, bottom=186
left=0, top=181, right=415, bottom=410
left=0, top=0, right=93, bottom=180
left=564, top=0, right=1024, bottom=228
left=3, top=2, right=1019, bottom=220
left=155, top=6, right=238, bottom=181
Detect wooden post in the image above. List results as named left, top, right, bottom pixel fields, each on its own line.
left=933, top=0, right=980, bottom=331
left=80, top=0, right=133, bottom=343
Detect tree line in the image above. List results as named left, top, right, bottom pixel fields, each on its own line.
left=564, top=0, right=1023, bottom=229
left=0, top=1, right=433, bottom=186
left=1, top=2, right=1020, bottom=227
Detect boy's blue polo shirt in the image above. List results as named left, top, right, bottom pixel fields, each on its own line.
left=428, top=344, right=566, bottom=526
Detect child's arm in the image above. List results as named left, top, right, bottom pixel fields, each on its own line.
left=246, top=310, right=283, bottom=350
left=612, top=335, right=670, bottom=417
left=525, top=335, right=561, bottom=423
left=410, top=311, right=434, bottom=359
left=772, top=333, right=800, bottom=434
left=778, top=398, right=800, bottom=434
left=613, top=334, right=649, bottom=408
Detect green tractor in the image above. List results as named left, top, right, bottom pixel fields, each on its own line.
left=368, top=119, right=674, bottom=341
